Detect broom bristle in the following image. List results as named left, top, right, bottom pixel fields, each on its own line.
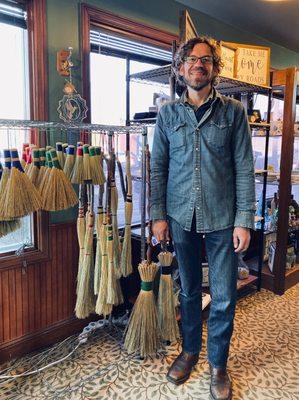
left=27, top=149, right=40, bottom=187
left=95, top=218, right=112, bottom=317
left=106, top=224, right=121, bottom=305
left=76, top=205, right=86, bottom=294
left=124, top=260, right=160, bottom=357
left=63, top=145, right=75, bottom=179
left=0, top=149, right=42, bottom=219
left=0, top=218, right=21, bottom=238
left=71, top=146, right=84, bottom=184
left=42, top=149, right=78, bottom=211
left=75, top=209, right=95, bottom=319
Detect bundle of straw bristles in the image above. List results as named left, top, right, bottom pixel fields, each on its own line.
left=0, top=141, right=107, bottom=238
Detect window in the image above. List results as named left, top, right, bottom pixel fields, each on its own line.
left=0, top=1, right=32, bottom=254
left=90, top=30, right=172, bottom=227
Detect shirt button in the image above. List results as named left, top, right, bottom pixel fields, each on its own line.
left=196, top=148, right=199, bottom=151
left=195, top=167, right=199, bottom=170
left=196, top=187, right=200, bottom=190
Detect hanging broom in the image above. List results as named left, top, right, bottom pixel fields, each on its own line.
left=37, top=148, right=46, bottom=189
left=0, top=157, right=21, bottom=237
left=76, top=184, right=86, bottom=295
left=0, top=150, right=11, bottom=206
left=110, top=155, right=121, bottom=279
left=24, top=146, right=32, bottom=173
left=62, top=143, right=68, bottom=163
left=121, top=149, right=133, bottom=277
left=56, top=142, right=64, bottom=168
left=75, top=184, right=95, bottom=319
left=41, top=149, right=78, bottom=211
left=157, top=242, right=180, bottom=343
left=123, top=252, right=160, bottom=358
left=95, top=211, right=113, bottom=317
left=20, top=143, right=29, bottom=170
left=71, top=146, right=84, bottom=184
left=63, top=145, right=75, bottom=180
left=94, top=146, right=106, bottom=185
left=39, top=151, right=52, bottom=197
left=27, top=148, right=40, bottom=187
left=83, top=144, right=92, bottom=182
left=94, top=185, right=104, bottom=295
left=0, top=149, right=42, bottom=219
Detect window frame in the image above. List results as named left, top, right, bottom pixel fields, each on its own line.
left=80, top=3, right=178, bottom=122
left=0, top=0, right=49, bottom=268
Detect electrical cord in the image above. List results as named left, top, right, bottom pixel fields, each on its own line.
left=0, top=315, right=130, bottom=383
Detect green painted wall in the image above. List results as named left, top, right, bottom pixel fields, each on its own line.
left=46, top=0, right=299, bottom=222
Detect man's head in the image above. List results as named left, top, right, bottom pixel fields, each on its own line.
left=174, top=36, right=223, bottom=91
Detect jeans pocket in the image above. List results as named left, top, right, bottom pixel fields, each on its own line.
left=168, top=121, right=186, bottom=150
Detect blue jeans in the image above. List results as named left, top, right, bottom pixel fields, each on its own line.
left=169, top=216, right=238, bottom=368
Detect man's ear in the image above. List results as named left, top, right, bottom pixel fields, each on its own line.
left=179, top=64, right=184, bottom=76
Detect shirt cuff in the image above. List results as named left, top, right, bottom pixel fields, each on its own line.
left=234, top=211, right=255, bottom=230
left=150, top=206, right=167, bottom=221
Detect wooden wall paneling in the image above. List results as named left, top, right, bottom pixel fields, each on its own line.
left=21, top=265, right=29, bottom=336
left=8, top=269, right=17, bottom=340
left=40, top=261, right=47, bottom=330
left=34, top=262, right=41, bottom=331
left=52, top=226, right=58, bottom=323
left=0, top=272, right=3, bottom=343
left=56, top=227, right=63, bottom=321
left=28, top=265, right=36, bottom=332
left=2, top=271, right=10, bottom=342
left=15, top=268, right=23, bottom=338
left=45, top=258, right=52, bottom=326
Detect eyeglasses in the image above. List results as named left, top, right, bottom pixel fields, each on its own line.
left=183, top=55, right=214, bottom=65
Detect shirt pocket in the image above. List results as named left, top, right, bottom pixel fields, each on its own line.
left=205, top=120, right=231, bottom=150
left=168, top=120, right=186, bottom=150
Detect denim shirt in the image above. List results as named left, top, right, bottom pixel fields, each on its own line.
left=150, top=89, right=256, bottom=232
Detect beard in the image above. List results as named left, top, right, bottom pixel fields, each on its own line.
left=181, top=67, right=213, bottom=91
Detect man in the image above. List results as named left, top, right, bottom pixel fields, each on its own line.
left=150, top=36, right=255, bottom=400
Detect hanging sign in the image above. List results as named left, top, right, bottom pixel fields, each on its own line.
left=222, top=42, right=271, bottom=86
left=219, top=42, right=236, bottom=79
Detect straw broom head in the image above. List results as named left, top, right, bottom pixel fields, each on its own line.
left=92, top=146, right=106, bottom=185
left=95, top=216, right=112, bottom=317
left=63, top=145, right=75, bottom=180
left=71, top=146, right=84, bottom=184
left=124, top=260, right=160, bottom=358
left=62, top=143, right=68, bottom=162
left=38, top=151, right=52, bottom=197
left=37, top=148, right=46, bottom=189
left=157, top=249, right=179, bottom=342
left=75, top=208, right=95, bottom=319
left=0, top=150, right=11, bottom=206
left=94, top=205, right=104, bottom=295
left=83, top=144, right=92, bottom=182
left=106, top=224, right=121, bottom=305
left=42, top=149, right=78, bottom=211
left=0, top=149, right=42, bottom=219
left=27, top=148, right=40, bottom=187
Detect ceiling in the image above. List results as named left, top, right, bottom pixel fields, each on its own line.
left=175, top=0, right=299, bottom=53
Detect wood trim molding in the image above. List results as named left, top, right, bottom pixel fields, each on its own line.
left=0, top=316, right=98, bottom=363
left=80, top=3, right=178, bottom=121
left=273, top=67, right=297, bottom=295
left=26, top=0, right=48, bottom=125
left=0, top=211, right=50, bottom=271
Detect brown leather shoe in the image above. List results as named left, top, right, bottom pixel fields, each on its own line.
left=209, top=365, right=232, bottom=400
left=166, top=351, right=199, bottom=385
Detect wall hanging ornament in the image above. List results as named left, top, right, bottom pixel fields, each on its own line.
left=57, top=47, right=88, bottom=123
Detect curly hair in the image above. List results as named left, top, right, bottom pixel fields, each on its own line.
left=173, top=36, right=224, bottom=87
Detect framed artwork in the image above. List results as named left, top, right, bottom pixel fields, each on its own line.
left=248, top=109, right=262, bottom=123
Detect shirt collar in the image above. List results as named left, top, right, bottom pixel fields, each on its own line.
left=181, top=87, right=216, bottom=111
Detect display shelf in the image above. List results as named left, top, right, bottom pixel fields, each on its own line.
left=130, top=64, right=271, bottom=94
left=237, top=275, right=258, bottom=290
left=249, top=122, right=271, bottom=129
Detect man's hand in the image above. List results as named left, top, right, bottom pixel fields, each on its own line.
left=152, top=220, right=170, bottom=243
left=233, top=227, right=251, bottom=253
